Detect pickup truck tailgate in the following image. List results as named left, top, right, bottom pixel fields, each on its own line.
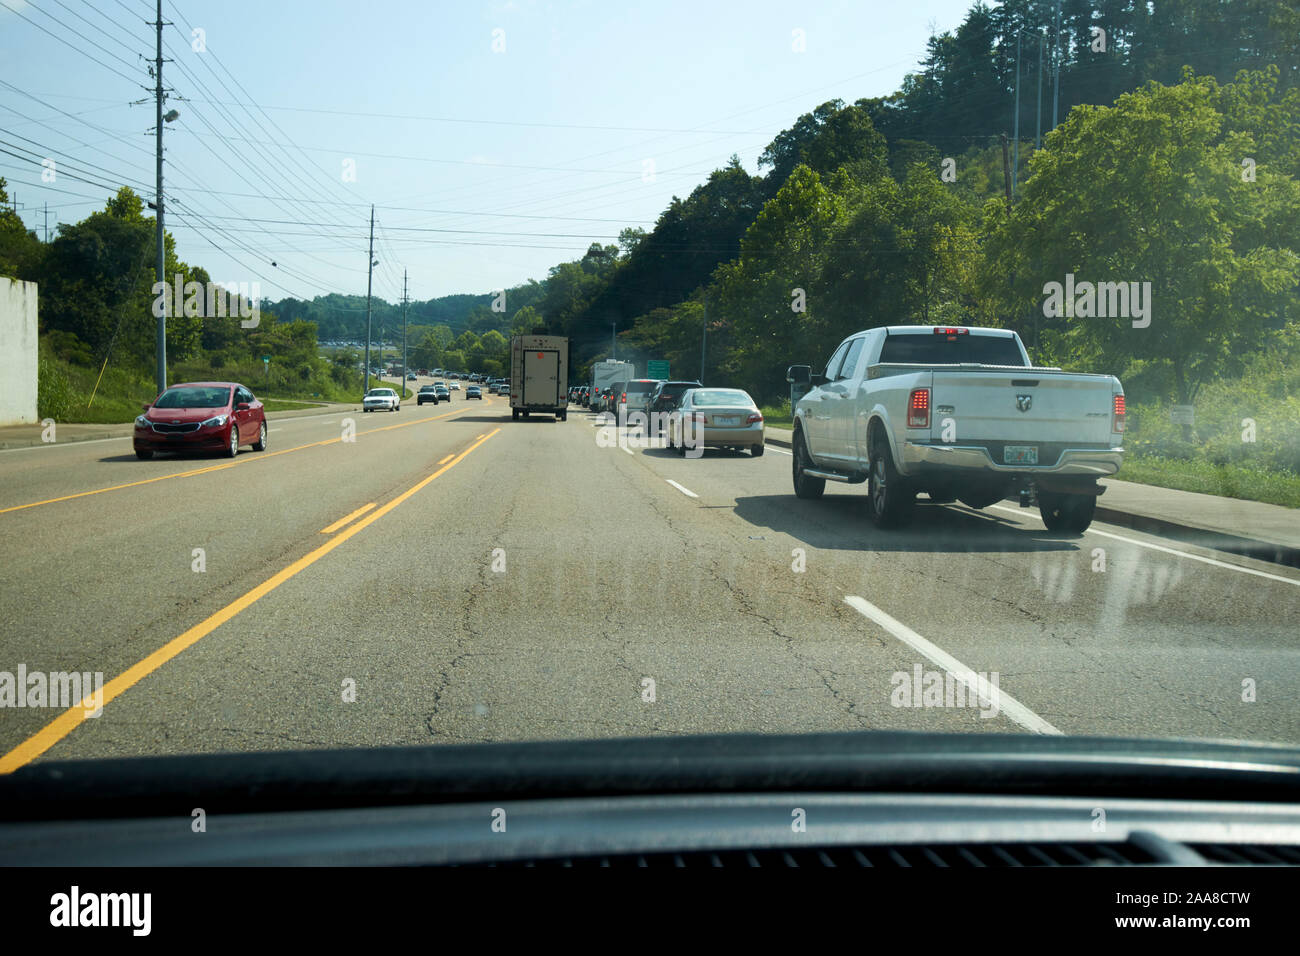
left=929, top=369, right=1116, bottom=448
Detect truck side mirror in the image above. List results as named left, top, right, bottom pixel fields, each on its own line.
left=786, top=365, right=811, bottom=386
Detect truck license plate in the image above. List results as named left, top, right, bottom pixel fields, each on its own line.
left=1004, top=445, right=1038, bottom=465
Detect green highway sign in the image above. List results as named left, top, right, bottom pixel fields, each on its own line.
left=262, top=355, right=270, bottom=364
left=647, top=360, right=670, bottom=380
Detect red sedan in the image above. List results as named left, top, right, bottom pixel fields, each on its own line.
left=133, top=382, right=267, bottom=460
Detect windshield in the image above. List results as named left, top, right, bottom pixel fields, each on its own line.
left=879, top=333, right=1027, bottom=366
left=153, top=386, right=231, bottom=408
left=3, top=0, right=1298, bottom=842
left=690, top=390, right=753, bottom=406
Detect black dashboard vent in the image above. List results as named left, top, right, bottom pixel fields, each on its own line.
left=1188, top=843, right=1300, bottom=865
left=462, top=841, right=1161, bottom=868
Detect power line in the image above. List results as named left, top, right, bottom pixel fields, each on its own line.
left=0, top=0, right=145, bottom=85
left=163, top=2, right=379, bottom=238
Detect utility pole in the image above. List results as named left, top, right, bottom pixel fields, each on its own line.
left=1036, top=30, right=1044, bottom=149
left=43, top=202, right=48, bottom=242
left=610, top=321, right=616, bottom=360
left=699, top=302, right=707, bottom=383
left=1012, top=33, right=1021, bottom=197
left=153, top=0, right=168, bottom=398
left=1051, top=0, right=1062, bottom=133
left=401, top=270, right=408, bottom=385
left=364, top=204, right=375, bottom=394
left=1001, top=133, right=1012, bottom=216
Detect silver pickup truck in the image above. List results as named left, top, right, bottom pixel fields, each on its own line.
left=786, top=325, right=1125, bottom=532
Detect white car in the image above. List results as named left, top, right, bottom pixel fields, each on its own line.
left=363, top=387, right=400, bottom=413
left=449, top=382, right=460, bottom=390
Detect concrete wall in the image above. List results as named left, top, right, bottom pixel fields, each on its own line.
left=0, top=277, right=39, bottom=426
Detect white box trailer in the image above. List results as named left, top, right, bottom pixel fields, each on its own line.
left=510, top=334, right=569, bottom=421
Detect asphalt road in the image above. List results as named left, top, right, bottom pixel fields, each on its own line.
left=1, top=379, right=1298, bottom=770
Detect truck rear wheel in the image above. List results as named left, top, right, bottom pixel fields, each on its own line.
left=512, top=409, right=519, bottom=421
left=792, top=428, right=825, bottom=500
left=1038, top=491, right=1096, bottom=534
left=868, top=433, right=914, bottom=528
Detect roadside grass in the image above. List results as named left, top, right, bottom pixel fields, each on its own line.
left=38, top=351, right=370, bottom=423
left=760, top=400, right=793, bottom=427
left=1116, top=455, right=1300, bottom=509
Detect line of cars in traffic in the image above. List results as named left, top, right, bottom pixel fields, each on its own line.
left=372, top=374, right=499, bottom=410
left=569, top=378, right=767, bottom=456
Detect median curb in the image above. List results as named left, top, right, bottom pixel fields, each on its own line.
left=762, top=427, right=1299, bottom=570
left=1091, top=493, right=1300, bottom=570
left=0, top=402, right=360, bottom=450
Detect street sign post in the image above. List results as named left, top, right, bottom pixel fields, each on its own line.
left=647, top=360, right=670, bottom=380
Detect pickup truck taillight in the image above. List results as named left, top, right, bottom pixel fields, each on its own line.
left=907, top=388, right=930, bottom=428
left=1113, top=394, right=1126, bottom=432
left=746, top=412, right=763, bottom=425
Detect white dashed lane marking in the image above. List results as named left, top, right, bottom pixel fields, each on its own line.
left=844, top=595, right=1064, bottom=736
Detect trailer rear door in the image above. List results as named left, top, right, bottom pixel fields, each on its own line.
left=524, top=349, right=560, bottom=407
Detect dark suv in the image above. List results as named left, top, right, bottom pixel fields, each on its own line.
left=648, top=380, right=703, bottom=432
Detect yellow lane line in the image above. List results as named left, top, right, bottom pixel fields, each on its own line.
left=0, top=404, right=473, bottom=517
left=319, top=502, right=376, bottom=534
left=436, top=454, right=454, bottom=465
left=0, top=428, right=501, bottom=774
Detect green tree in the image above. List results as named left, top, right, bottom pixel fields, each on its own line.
left=815, top=165, right=977, bottom=359
left=979, top=71, right=1300, bottom=424
left=509, top=305, right=543, bottom=335
left=38, top=187, right=203, bottom=367
left=712, top=165, right=849, bottom=398
left=0, top=178, right=42, bottom=280
left=758, top=99, right=889, bottom=194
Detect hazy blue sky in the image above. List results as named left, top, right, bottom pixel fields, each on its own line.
left=1, top=0, right=975, bottom=305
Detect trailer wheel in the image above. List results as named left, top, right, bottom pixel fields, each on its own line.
left=558, top=411, right=567, bottom=421
left=512, top=409, right=519, bottom=421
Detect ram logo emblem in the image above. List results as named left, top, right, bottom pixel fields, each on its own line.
left=1016, top=394, right=1033, bottom=412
